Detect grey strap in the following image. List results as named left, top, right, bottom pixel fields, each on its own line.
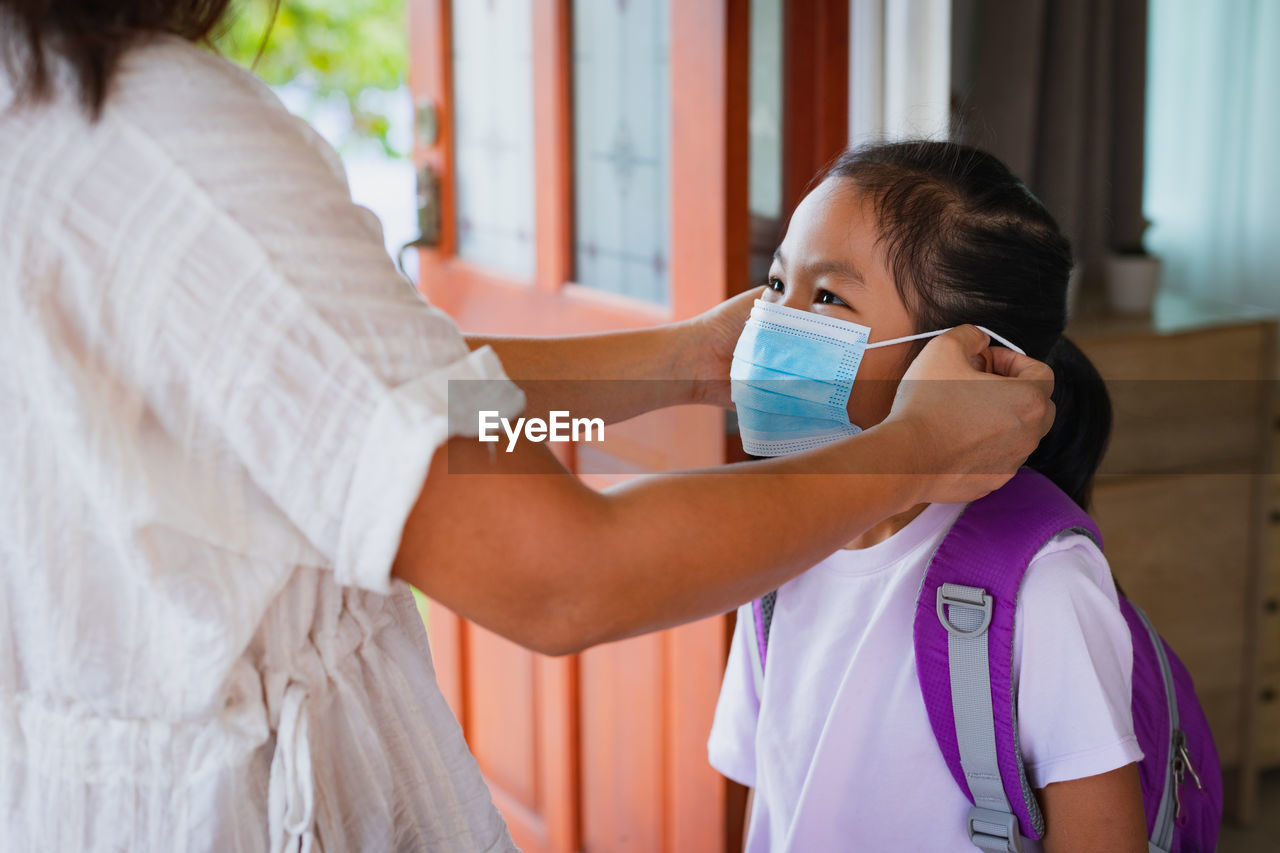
left=937, top=583, right=1027, bottom=853
left=1132, top=601, right=1179, bottom=853
left=746, top=601, right=766, bottom=694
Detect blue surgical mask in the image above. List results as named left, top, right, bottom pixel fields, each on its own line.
left=730, top=299, right=1023, bottom=456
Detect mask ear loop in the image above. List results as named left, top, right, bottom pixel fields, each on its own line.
left=865, top=325, right=1026, bottom=356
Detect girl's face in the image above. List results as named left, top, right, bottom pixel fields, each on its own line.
left=763, top=177, right=916, bottom=428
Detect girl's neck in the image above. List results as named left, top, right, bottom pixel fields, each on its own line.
left=842, top=503, right=930, bottom=550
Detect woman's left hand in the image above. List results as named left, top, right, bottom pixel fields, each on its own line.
left=681, top=286, right=763, bottom=407
left=468, top=286, right=762, bottom=419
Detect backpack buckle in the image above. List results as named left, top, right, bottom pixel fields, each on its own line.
left=936, top=584, right=993, bottom=638
left=966, top=806, right=1027, bottom=853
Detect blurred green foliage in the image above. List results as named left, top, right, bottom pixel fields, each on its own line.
left=213, top=0, right=408, bottom=155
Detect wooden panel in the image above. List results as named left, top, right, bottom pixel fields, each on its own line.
left=576, top=615, right=730, bottom=853
left=1259, top=658, right=1280, bottom=765
left=469, top=628, right=537, bottom=806
left=580, top=634, right=665, bottom=852
left=1092, top=474, right=1254, bottom=763
left=670, top=0, right=751, bottom=320
left=1074, top=320, right=1268, bottom=381
left=1075, top=324, right=1270, bottom=476
left=1262, top=477, right=1280, bottom=766
left=1235, top=327, right=1278, bottom=815
left=1264, top=476, right=1280, bottom=668
left=533, top=0, right=573, bottom=293
left=1273, top=413, right=1280, bottom=475
left=667, top=616, right=733, bottom=853
left=780, top=0, right=849, bottom=218
left=483, top=651, right=579, bottom=853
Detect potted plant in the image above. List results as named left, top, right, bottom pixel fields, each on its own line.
left=1104, top=220, right=1162, bottom=315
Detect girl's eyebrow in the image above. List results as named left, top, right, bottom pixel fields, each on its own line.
left=773, top=249, right=865, bottom=285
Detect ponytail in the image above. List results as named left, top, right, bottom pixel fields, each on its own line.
left=1027, top=336, right=1112, bottom=509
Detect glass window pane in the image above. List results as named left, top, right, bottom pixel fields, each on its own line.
left=749, top=0, right=784, bottom=284
left=451, top=0, right=536, bottom=278
left=572, top=0, right=672, bottom=304
left=750, top=0, right=783, bottom=222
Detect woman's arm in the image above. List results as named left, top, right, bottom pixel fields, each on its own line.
left=397, top=419, right=925, bottom=654
left=393, top=325, right=1056, bottom=654
left=464, top=289, right=759, bottom=423
left=1038, top=764, right=1147, bottom=853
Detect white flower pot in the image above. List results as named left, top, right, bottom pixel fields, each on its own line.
left=1104, top=254, right=1161, bottom=316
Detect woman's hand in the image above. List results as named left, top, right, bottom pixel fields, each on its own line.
left=466, top=287, right=760, bottom=417
left=883, top=324, right=1056, bottom=505
left=465, top=288, right=762, bottom=422
left=679, top=286, right=764, bottom=407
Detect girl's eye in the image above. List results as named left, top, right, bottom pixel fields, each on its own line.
left=766, top=277, right=784, bottom=293
left=816, top=289, right=848, bottom=307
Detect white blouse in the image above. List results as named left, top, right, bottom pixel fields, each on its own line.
left=0, top=36, right=525, bottom=852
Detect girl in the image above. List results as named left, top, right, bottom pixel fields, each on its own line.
left=709, top=141, right=1147, bottom=852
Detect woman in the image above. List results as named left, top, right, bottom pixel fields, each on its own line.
left=0, top=3, right=1054, bottom=851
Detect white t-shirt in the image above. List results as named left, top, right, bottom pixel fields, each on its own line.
left=0, top=37, right=523, bottom=852
left=708, top=501, right=1144, bottom=853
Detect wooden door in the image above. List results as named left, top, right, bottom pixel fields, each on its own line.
left=406, top=2, right=846, bottom=850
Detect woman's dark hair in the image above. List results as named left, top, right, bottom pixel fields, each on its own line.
left=0, top=0, right=243, bottom=117
left=824, top=140, right=1111, bottom=509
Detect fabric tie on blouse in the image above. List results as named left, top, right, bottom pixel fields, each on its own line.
left=269, top=683, right=316, bottom=853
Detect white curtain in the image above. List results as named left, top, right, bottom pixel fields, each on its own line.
left=847, top=0, right=952, bottom=145
left=1145, top=0, right=1280, bottom=309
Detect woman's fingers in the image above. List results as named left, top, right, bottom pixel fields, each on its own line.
left=941, top=323, right=992, bottom=358
left=701, top=286, right=764, bottom=364
left=886, top=327, right=1057, bottom=503
left=931, top=325, right=1052, bottom=383
left=990, top=345, right=1055, bottom=389
left=987, top=343, right=1056, bottom=437
left=684, top=285, right=765, bottom=406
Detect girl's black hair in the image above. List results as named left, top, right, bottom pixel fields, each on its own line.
left=0, top=0, right=249, bottom=118
left=825, top=140, right=1110, bottom=509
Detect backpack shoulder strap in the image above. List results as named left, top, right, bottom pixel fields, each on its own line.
left=747, top=591, right=777, bottom=694
left=914, top=469, right=1101, bottom=852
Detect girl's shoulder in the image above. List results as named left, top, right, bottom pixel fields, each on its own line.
left=1018, top=530, right=1124, bottom=640
left=1027, top=529, right=1113, bottom=590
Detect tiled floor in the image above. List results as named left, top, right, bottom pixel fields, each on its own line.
left=1219, top=770, right=1280, bottom=853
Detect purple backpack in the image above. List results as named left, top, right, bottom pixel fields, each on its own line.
left=751, top=469, right=1222, bottom=852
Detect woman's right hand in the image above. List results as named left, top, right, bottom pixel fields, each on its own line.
left=884, top=324, right=1056, bottom=505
